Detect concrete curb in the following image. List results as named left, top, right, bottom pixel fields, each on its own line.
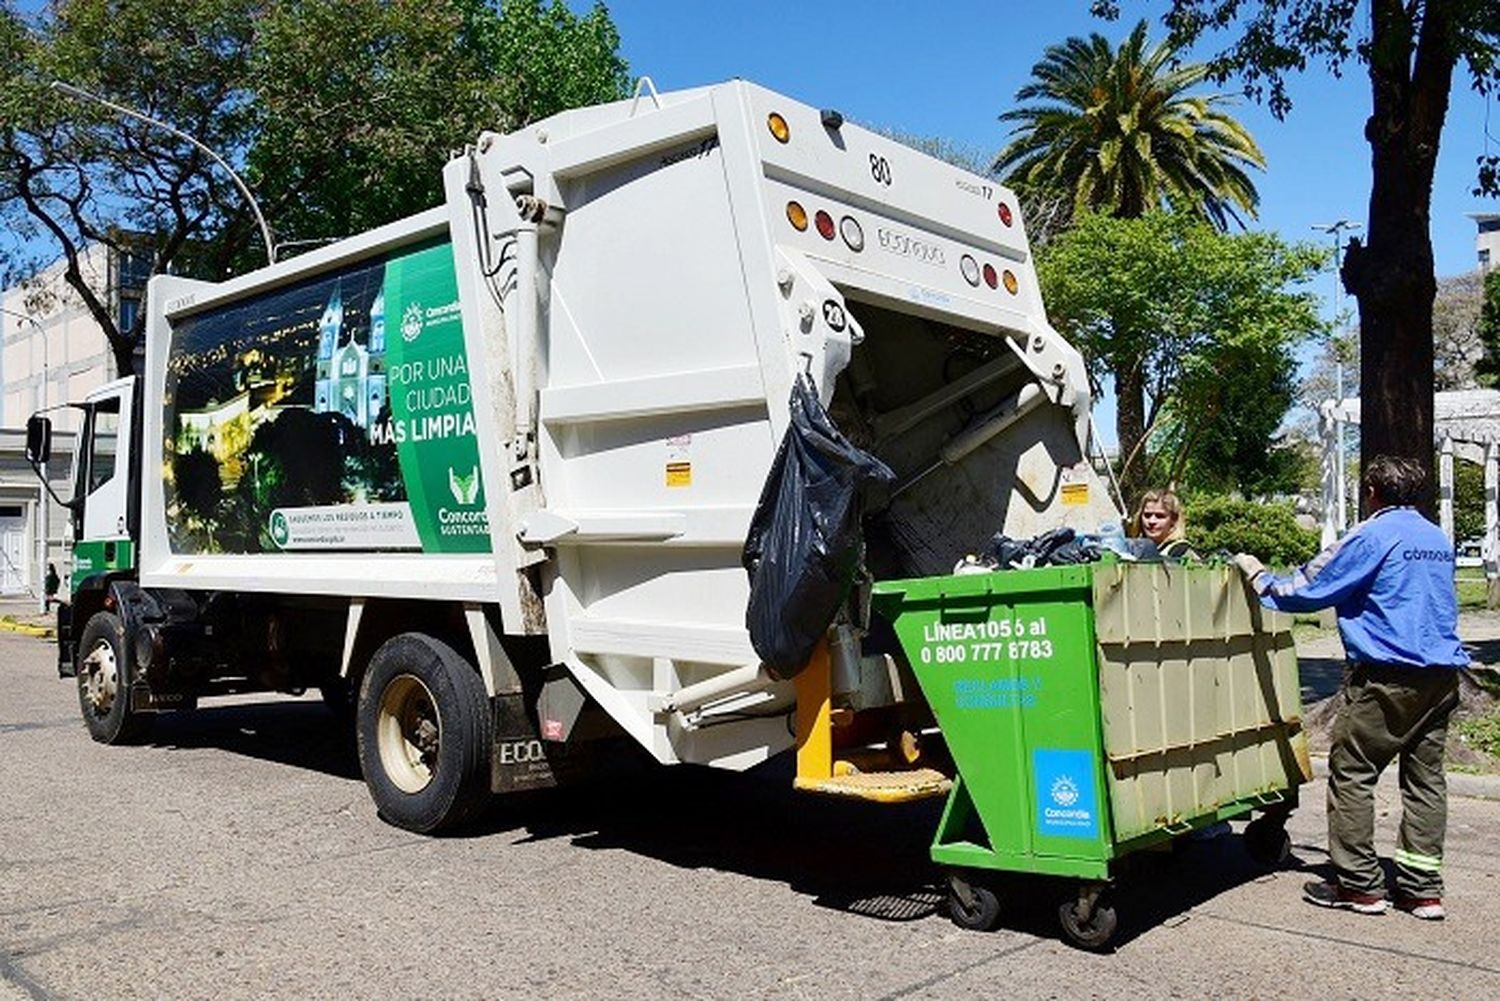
left=0, top=618, right=53, bottom=639
left=1310, top=753, right=1500, bottom=801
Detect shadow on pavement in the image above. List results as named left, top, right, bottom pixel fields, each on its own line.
left=145, top=698, right=362, bottom=781
left=1464, top=636, right=1500, bottom=668
left=473, top=761, right=1308, bottom=950
left=135, top=699, right=1308, bottom=950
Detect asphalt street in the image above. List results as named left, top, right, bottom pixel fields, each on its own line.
left=4, top=629, right=1500, bottom=999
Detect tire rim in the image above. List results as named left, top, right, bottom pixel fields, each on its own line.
left=376, top=674, right=441, bottom=794
left=80, top=638, right=119, bottom=717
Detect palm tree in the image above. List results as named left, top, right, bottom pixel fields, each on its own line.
left=995, top=20, right=1265, bottom=230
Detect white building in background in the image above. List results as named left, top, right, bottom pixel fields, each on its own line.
left=0, top=242, right=149, bottom=599
left=1475, top=212, right=1500, bottom=273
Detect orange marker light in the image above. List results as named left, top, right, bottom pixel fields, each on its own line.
left=768, top=113, right=791, bottom=143
left=786, top=201, right=809, bottom=231
left=1002, top=269, right=1019, bottom=295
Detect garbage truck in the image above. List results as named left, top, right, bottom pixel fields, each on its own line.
left=26, top=81, right=1307, bottom=948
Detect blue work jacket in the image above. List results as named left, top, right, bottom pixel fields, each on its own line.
left=1250, top=506, right=1467, bottom=669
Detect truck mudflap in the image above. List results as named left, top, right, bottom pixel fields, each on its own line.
left=55, top=603, right=74, bottom=677
left=490, top=691, right=621, bottom=794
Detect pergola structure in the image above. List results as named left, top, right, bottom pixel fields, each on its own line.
left=1321, top=389, right=1500, bottom=580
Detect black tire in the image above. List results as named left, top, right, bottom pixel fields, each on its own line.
left=1059, top=895, right=1118, bottom=951
left=1244, top=816, right=1292, bottom=867
left=356, top=633, right=493, bottom=833
left=75, top=610, right=149, bottom=745
left=946, top=871, right=1002, bottom=932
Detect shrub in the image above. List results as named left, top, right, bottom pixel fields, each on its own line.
left=1184, top=495, right=1320, bottom=566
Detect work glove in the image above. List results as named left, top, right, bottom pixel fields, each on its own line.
left=1231, top=553, right=1266, bottom=581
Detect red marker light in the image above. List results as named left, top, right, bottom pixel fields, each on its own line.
left=998, top=203, right=1013, bottom=227
left=814, top=210, right=836, bottom=240
left=982, top=263, right=998, bottom=289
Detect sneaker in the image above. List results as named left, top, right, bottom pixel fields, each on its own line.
left=1303, top=880, right=1388, bottom=914
left=1394, top=895, right=1445, bottom=921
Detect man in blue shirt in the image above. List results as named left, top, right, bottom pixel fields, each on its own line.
left=1234, top=456, right=1465, bottom=921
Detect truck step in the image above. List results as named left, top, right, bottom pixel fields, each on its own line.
left=793, top=767, right=952, bottom=803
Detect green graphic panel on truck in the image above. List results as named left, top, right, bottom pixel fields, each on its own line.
left=383, top=241, right=489, bottom=553
left=162, top=234, right=485, bottom=555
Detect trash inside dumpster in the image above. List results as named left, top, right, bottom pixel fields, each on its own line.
left=871, top=560, right=1311, bottom=949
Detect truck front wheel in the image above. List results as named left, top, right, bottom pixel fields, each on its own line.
left=76, top=611, right=150, bottom=744
left=356, top=633, right=493, bottom=833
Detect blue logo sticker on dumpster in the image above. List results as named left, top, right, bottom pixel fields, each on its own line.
left=1034, top=749, right=1099, bottom=839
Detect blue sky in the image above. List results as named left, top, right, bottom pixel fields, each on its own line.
left=607, top=1, right=1497, bottom=278
left=604, top=1, right=1500, bottom=443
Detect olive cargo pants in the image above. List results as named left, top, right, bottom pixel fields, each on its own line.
left=1326, top=664, right=1461, bottom=898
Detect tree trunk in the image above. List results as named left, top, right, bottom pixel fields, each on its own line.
left=1342, top=0, right=1457, bottom=519
left=1115, top=359, right=1148, bottom=508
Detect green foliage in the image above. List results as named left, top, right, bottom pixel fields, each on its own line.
left=1456, top=577, right=1489, bottom=612
left=1096, top=2, right=1498, bottom=493
left=250, top=0, right=630, bottom=250
left=1453, top=457, right=1485, bottom=542
left=1185, top=495, right=1320, bottom=566
left=1037, top=210, right=1324, bottom=498
left=481, top=0, right=631, bottom=128
left=2, top=0, right=261, bottom=369
left=1456, top=712, right=1500, bottom=760
left=1, top=0, right=631, bottom=358
left=1476, top=270, right=1500, bottom=387
left=995, top=19, right=1265, bottom=229
left=1169, top=340, right=1304, bottom=496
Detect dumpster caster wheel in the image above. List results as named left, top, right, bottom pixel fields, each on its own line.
left=1059, top=887, right=1117, bottom=951
left=946, top=872, right=1001, bottom=932
left=1244, top=817, right=1291, bottom=867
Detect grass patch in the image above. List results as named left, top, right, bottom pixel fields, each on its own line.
left=1457, top=578, right=1489, bottom=611
left=1455, top=711, right=1500, bottom=759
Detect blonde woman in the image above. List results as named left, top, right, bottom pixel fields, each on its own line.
left=1134, top=489, right=1197, bottom=560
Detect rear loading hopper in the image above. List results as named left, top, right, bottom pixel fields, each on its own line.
left=445, top=80, right=1120, bottom=774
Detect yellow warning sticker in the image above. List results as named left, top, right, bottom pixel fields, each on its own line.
left=666, top=461, right=692, bottom=487
left=1061, top=483, right=1089, bottom=506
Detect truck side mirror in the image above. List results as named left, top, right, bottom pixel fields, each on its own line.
left=25, top=414, right=52, bottom=465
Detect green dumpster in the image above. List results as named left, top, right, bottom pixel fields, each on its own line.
left=872, top=561, right=1311, bottom=949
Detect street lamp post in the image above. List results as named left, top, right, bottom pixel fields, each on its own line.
left=50, top=81, right=276, bottom=266
left=1313, top=219, right=1362, bottom=534
left=1, top=305, right=50, bottom=613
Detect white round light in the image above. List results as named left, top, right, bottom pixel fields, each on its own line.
left=960, top=254, right=981, bottom=286
left=839, top=215, right=864, bottom=252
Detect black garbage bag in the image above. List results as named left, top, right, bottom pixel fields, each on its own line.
left=742, top=377, right=896, bottom=679
left=987, top=526, right=1103, bottom=568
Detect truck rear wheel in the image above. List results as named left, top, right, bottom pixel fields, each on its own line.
left=76, top=611, right=150, bottom=745
left=356, top=633, right=493, bottom=833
